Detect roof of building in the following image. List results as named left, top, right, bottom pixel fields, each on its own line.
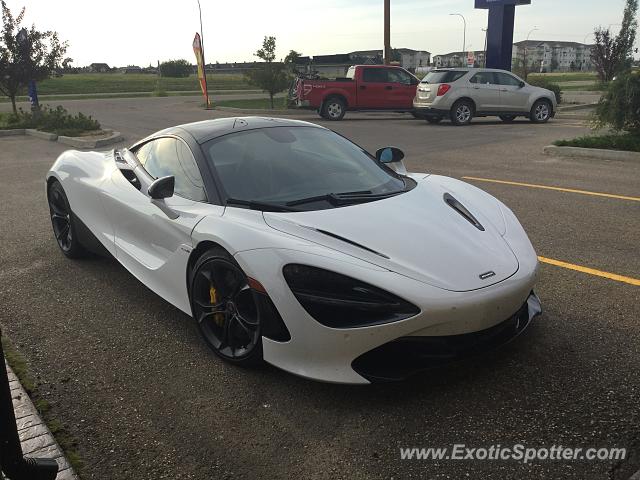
left=514, top=40, right=595, bottom=48
left=435, top=51, right=486, bottom=58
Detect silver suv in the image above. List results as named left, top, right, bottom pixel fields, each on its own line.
left=413, top=68, right=557, bottom=126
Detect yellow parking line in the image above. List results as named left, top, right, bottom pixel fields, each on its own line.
left=538, top=256, right=640, bottom=286
left=462, top=177, right=640, bottom=202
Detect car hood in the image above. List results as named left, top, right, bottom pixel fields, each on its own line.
left=263, top=177, right=519, bottom=292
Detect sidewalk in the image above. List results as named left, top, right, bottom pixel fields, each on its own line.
left=5, top=362, right=79, bottom=480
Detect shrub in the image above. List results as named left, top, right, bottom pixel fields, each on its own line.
left=554, top=133, right=640, bottom=152
left=159, top=59, right=193, bottom=78
left=3, top=105, right=100, bottom=136
left=594, top=71, right=640, bottom=133
left=527, top=77, right=562, bottom=104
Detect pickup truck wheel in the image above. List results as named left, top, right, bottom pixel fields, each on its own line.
left=322, top=97, right=346, bottom=121
left=450, top=100, right=474, bottom=126
left=318, top=108, right=328, bottom=119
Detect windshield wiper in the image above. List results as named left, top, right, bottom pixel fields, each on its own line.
left=226, top=198, right=300, bottom=212
left=286, top=190, right=401, bottom=207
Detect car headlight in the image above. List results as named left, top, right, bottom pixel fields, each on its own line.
left=282, top=264, right=420, bottom=329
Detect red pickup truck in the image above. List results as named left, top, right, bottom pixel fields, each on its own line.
left=291, top=65, right=420, bottom=121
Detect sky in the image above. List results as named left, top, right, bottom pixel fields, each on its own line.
left=6, top=0, right=632, bottom=67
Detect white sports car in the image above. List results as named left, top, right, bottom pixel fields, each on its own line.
left=46, top=117, right=541, bottom=384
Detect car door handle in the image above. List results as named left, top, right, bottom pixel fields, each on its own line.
left=500, top=89, right=508, bottom=92
left=385, top=86, right=393, bottom=90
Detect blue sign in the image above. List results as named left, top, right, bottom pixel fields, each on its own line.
left=27, top=80, right=38, bottom=108
left=475, top=0, right=530, bottom=8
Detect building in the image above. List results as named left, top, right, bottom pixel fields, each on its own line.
left=89, top=63, right=110, bottom=73
left=433, top=51, right=486, bottom=68
left=512, top=41, right=594, bottom=72
left=350, top=48, right=431, bottom=71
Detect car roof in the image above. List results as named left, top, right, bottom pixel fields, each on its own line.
left=146, top=117, right=325, bottom=145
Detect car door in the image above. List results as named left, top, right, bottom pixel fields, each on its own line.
left=468, top=71, right=501, bottom=112
left=358, top=67, right=391, bottom=109
left=102, top=136, right=223, bottom=314
left=386, top=68, right=418, bottom=109
left=494, top=72, right=529, bottom=112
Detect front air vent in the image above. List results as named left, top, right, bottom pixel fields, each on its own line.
left=443, top=193, right=485, bottom=231
left=314, top=228, right=390, bottom=259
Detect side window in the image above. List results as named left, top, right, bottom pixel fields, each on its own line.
left=362, top=68, right=388, bottom=83
left=470, top=72, right=496, bottom=85
left=388, top=69, right=413, bottom=85
left=495, top=73, right=522, bottom=87
left=133, top=142, right=153, bottom=166
left=141, top=138, right=207, bottom=202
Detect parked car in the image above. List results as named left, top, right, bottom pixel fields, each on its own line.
left=46, top=117, right=541, bottom=384
left=413, top=68, right=557, bottom=126
left=292, top=65, right=420, bottom=121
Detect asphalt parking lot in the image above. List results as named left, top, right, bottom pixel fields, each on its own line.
left=1, top=97, right=639, bottom=479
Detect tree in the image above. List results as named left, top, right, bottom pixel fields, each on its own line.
left=284, top=50, right=302, bottom=67
left=246, top=36, right=290, bottom=109
left=0, top=1, right=67, bottom=114
left=159, top=59, right=192, bottom=78
left=592, top=0, right=638, bottom=82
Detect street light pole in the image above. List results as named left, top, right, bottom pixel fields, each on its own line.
left=384, top=0, right=391, bottom=65
left=197, top=0, right=211, bottom=108
left=450, top=13, right=467, bottom=57
left=523, top=26, right=539, bottom=80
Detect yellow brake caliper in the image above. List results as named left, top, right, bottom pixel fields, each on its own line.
left=209, top=285, right=225, bottom=327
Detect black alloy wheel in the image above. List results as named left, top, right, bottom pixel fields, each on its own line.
left=191, top=249, right=263, bottom=366
left=47, top=181, right=86, bottom=258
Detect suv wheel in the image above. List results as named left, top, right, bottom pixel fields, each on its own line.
left=450, top=100, right=474, bottom=126
left=530, top=99, right=552, bottom=123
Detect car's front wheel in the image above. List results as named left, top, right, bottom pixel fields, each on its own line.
left=450, top=99, right=474, bottom=126
left=190, top=247, right=263, bottom=366
left=530, top=99, right=552, bottom=123
left=321, top=97, right=346, bottom=121
left=47, top=180, right=88, bottom=259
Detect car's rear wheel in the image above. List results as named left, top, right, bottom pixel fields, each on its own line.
left=321, top=97, right=346, bottom=121
left=530, top=99, right=552, bottom=123
left=47, top=180, right=87, bottom=258
left=426, top=116, right=443, bottom=124
left=450, top=100, right=474, bottom=126
left=190, top=248, right=263, bottom=366
left=500, top=115, right=516, bottom=123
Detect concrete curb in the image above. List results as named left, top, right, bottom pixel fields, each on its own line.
left=214, top=106, right=302, bottom=116
left=0, top=129, right=25, bottom=136
left=5, top=362, right=79, bottom=480
left=26, top=129, right=58, bottom=141
left=543, top=145, right=640, bottom=161
left=57, top=131, right=123, bottom=149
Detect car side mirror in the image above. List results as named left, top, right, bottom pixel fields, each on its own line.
left=148, top=175, right=175, bottom=199
left=519, top=81, right=526, bottom=88
left=376, top=147, right=407, bottom=175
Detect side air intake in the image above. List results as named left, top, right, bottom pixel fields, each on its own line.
left=443, top=193, right=485, bottom=231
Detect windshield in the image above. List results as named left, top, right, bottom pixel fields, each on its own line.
left=421, top=70, right=467, bottom=84
left=203, top=126, right=410, bottom=210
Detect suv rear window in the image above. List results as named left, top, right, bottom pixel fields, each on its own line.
left=421, top=70, right=467, bottom=84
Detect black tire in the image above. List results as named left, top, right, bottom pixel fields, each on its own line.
left=317, top=108, right=328, bottom=119
left=426, top=116, right=443, bottom=124
left=500, top=115, right=516, bottom=123
left=530, top=99, right=552, bottom=123
left=450, top=99, right=474, bottom=126
left=321, top=96, right=346, bottom=121
left=189, top=247, right=263, bottom=367
left=47, top=180, right=88, bottom=259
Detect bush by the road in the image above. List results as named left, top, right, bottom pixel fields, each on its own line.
left=527, top=77, right=562, bottom=104
left=554, top=133, right=640, bottom=152
left=1, top=105, right=100, bottom=136
left=594, top=71, right=640, bottom=134
left=159, top=59, right=193, bottom=78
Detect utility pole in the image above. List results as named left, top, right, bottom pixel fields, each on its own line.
left=384, top=0, right=391, bottom=65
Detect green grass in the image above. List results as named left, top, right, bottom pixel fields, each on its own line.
left=529, top=72, right=598, bottom=83
left=560, top=83, right=608, bottom=92
left=554, top=133, right=640, bottom=152
left=215, top=97, right=288, bottom=110
left=30, top=73, right=252, bottom=95
left=2, top=335, right=84, bottom=474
